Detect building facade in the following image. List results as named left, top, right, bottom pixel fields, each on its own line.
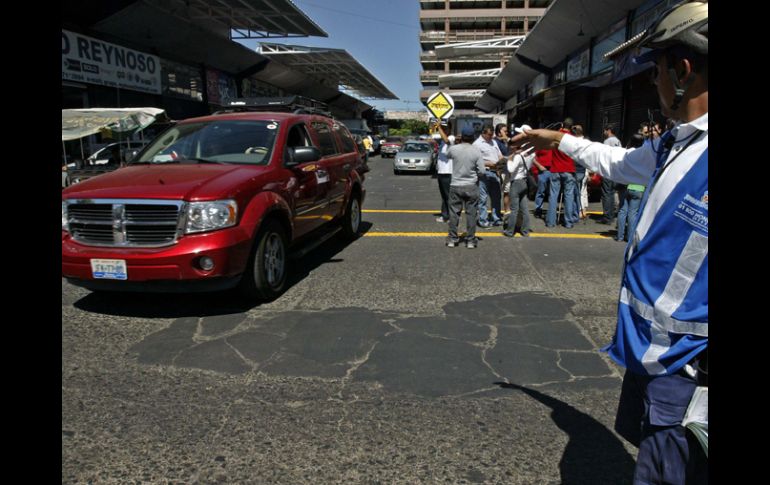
left=419, top=0, right=552, bottom=116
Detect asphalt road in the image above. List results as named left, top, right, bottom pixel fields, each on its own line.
left=62, top=154, right=637, bottom=484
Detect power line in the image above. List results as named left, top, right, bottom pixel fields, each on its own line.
left=295, top=1, right=420, bottom=30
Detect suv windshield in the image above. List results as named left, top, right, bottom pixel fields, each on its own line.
left=135, top=120, right=278, bottom=165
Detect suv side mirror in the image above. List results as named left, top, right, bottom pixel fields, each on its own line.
left=286, top=146, right=321, bottom=167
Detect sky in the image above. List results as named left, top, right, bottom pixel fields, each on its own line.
left=234, top=0, right=423, bottom=112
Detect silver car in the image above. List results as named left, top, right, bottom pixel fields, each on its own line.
left=393, top=141, right=435, bottom=174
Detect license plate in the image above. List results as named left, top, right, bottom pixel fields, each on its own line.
left=408, top=162, right=416, bottom=168
left=91, top=259, right=128, bottom=280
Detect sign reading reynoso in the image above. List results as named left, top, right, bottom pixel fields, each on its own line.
left=62, top=30, right=162, bottom=95
left=426, top=92, right=455, bottom=120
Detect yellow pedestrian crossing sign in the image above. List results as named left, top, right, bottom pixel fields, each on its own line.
left=426, top=92, right=455, bottom=120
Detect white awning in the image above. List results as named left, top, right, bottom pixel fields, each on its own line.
left=62, top=108, right=167, bottom=141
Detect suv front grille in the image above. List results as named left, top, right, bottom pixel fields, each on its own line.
left=66, top=199, right=185, bottom=247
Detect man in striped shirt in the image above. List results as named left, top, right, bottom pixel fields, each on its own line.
left=511, top=3, right=708, bottom=483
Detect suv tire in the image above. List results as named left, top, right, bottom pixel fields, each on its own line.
left=239, top=220, right=288, bottom=300
left=340, top=194, right=362, bottom=240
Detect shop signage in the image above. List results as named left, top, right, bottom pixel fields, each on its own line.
left=567, top=49, right=590, bottom=82
left=62, top=30, right=161, bottom=94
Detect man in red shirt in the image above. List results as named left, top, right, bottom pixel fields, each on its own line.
left=545, top=118, right=577, bottom=228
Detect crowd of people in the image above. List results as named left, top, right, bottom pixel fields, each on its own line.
left=433, top=117, right=665, bottom=246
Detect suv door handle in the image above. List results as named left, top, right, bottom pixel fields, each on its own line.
left=343, top=163, right=351, bottom=172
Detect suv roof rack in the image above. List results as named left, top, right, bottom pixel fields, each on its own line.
left=216, top=96, right=332, bottom=117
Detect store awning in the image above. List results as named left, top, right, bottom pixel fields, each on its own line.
left=62, top=108, right=168, bottom=141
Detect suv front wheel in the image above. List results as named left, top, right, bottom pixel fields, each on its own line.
left=239, top=220, right=288, bottom=300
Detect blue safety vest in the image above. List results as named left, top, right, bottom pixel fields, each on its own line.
left=603, top=131, right=708, bottom=376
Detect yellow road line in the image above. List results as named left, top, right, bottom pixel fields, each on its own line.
left=364, top=209, right=606, bottom=215
left=363, top=209, right=437, bottom=213
left=364, top=232, right=611, bottom=239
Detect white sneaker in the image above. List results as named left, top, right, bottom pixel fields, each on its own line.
left=436, top=217, right=448, bottom=223
left=466, top=242, right=476, bottom=249
left=446, top=240, right=457, bottom=247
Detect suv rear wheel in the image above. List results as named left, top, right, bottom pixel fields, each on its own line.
left=239, top=220, right=288, bottom=300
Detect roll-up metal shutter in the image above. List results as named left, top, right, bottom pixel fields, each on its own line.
left=624, top=72, right=662, bottom=140
left=565, top=86, right=591, bottom=129
left=589, top=82, right=624, bottom=141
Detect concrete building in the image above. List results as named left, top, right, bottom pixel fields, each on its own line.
left=418, top=0, right=553, bottom=116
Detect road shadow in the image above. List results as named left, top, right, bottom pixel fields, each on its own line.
left=70, top=221, right=374, bottom=318
left=495, top=382, right=635, bottom=485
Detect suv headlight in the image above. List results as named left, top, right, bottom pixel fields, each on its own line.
left=62, top=201, right=69, bottom=232
left=185, top=200, right=238, bottom=234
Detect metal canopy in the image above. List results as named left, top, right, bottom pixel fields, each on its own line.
left=517, top=0, right=645, bottom=66
left=435, top=36, right=525, bottom=60
left=258, top=43, right=398, bottom=100
left=475, top=0, right=647, bottom=112
left=439, top=68, right=502, bottom=88
left=426, top=89, right=486, bottom=102
left=146, top=0, right=327, bottom=39
left=91, top=2, right=273, bottom=74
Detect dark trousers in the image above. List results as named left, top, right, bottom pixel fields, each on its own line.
left=505, top=178, right=530, bottom=234
left=615, top=370, right=708, bottom=485
left=601, top=177, right=616, bottom=220
left=448, top=184, right=479, bottom=244
left=437, top=174, right=451, bottom=221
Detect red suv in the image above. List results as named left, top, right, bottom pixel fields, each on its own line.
left=62, top=98, right=366, bottom=300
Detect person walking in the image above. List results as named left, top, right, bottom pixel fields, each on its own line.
left=511, top=3, right=708, bottom=482
left=446, top=127, right=487, bottom=249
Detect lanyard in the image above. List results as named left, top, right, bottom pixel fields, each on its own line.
left=648, top=129, right=704, bottom=194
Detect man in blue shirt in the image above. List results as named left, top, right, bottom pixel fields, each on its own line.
left=511, top=2, right=708, bottom=483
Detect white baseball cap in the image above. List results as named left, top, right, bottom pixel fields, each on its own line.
left=514, top=124, right=532, bottom=134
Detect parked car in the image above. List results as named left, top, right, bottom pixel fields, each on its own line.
left=393, top=140, right=436, bottom=174
left=62, top=99, right=367, bottom=301
left=67, top=140, right=151, bottom=185
left=87, top=141, right=150, bottom=165
left=380, top=136, right=404, bottom=158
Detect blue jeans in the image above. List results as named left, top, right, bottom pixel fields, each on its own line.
left=617, top=188, right=644, bottom=241
left=572, top=171, right=585, bottom=221
left=546, top=172, right=576, bottom=227
left=534, top=170, right=551, bottom=211
left=478, top=170, right=502, bottom=224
